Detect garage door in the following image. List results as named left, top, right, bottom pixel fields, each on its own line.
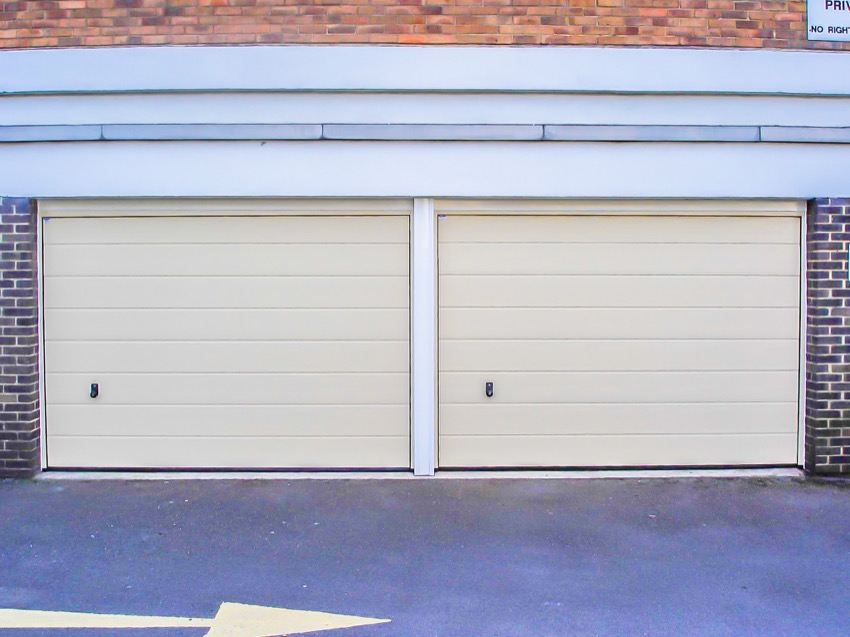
left=438, top=200, right=802, bottom=468
left=43, top=200, right=410, bottom=469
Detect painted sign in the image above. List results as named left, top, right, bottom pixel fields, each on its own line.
left=808, top=0, right=850, bottom=41
left=0, top=603, right=390, bottom=637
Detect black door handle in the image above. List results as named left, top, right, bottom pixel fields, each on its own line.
left=90, top=383, right=99, bottom=399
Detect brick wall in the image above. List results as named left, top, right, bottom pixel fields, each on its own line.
left=1, top=0, right=847, bottom=50
left=806, top=198, right=850, bottom=475
left=0, top=198, right=40, bottom=479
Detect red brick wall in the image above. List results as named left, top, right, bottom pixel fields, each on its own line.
left=1, top=0, right=848, bottom=50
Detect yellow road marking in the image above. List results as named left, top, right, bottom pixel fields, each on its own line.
left=0, top=609, right=211, bottom=629
left=0, top=603, right=390, bottom=637
left=206, top=603, right=389, bottom=637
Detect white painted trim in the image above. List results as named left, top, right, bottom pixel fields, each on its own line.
left=3, top=46, right=850, bottom=97
left=5, top=93, right=850, bottom=129
left=798, top=209, right=808, bottom=467
left=411, top=198, right=437, bottom=476
left=435, top=198, right=805, bottom=216
left=36, top=208, right=47, bottom=472
left=9, top=142, right=850, bottom=199
left=38, top=198, right=411, bottom=216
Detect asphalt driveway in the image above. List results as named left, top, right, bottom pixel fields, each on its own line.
left=1, top=476, right=849, bottom=637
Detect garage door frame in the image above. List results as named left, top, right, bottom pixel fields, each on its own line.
left=434, top=198, right=807, bottom=469
left=35, top=197, right=807, bottom=472
left=36, top=198, right=418, bottom=471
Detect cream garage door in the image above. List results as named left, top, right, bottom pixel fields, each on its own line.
left=44, top=204, right=410, bottom=469
left=439, top=201, right=801, bottom=468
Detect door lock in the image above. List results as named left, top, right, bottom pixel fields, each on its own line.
left=485, top=381, right=494, bottom=398
left=90, top=383, right=99, bottom=399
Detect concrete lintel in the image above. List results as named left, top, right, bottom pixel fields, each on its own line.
left=544, top=124, right=760, bottom=142
left=323, top=124, right=543, bottom=141
left=0, top=125, right=102, bottom=142
left=102, top=124, right=322, bottom=141
left=761, top=126, right=850, bottom=143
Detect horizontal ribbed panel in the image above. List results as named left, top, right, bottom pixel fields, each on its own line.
left=438, top=208, right=800, bottom=468
left=44, top=211, right=411, bottom=469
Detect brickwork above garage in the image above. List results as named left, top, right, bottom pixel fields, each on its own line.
left=807, top=198, right=850, bottom=475
left=0, top=0, right=846, bottom=51
left=0, top=197, right=40, bottom=478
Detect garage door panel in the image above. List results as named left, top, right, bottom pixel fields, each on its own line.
left=46, top=244, right=408, bottom=277
left=439, top=434, right=799, bottom=468
left=440, top=243, right=799, bottom=276
left=45, top=276, right=409, bottom=309
left=440, top=371, right=798, bottom=404
left=48, top=436, right=410, bottom=469
left=439, top=215, right=801, bottom=245
left=44, top=215, right=408, bottom=244
left=440, top=403, right=798, bottom=436
left=438, top=210, right=800, bottom=468
left=439, top=340, right=799, bottom=372
left=46, top=309, right=408, bottom=341
left=47, top=341, right=409, bottom=374
left=44, top=211, right=411, bottom=470
left=440, top=275, right=799, bottom=308
left=47, top=405, right=410, bottom=437
left=440, top=308, right=799, bottom=340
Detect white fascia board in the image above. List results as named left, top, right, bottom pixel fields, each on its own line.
left=6, top=93, right=850, bottom=129
left=2, top=45, right=850, bottom=97
left=5, top=140, right=850, bottom=199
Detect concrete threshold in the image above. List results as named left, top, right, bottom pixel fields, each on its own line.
left=35, top=468, right=804, bottom=481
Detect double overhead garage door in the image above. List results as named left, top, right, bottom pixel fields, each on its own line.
left=42, top=199, right=802, bottom=470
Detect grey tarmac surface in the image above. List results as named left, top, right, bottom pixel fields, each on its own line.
left=1, top=476, right=849, bottom=637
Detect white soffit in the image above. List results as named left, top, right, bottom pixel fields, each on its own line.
left=1, top=46, right=850, bottom=97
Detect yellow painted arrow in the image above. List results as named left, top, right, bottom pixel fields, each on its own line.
left=0, top=603, right=390, bottom=637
